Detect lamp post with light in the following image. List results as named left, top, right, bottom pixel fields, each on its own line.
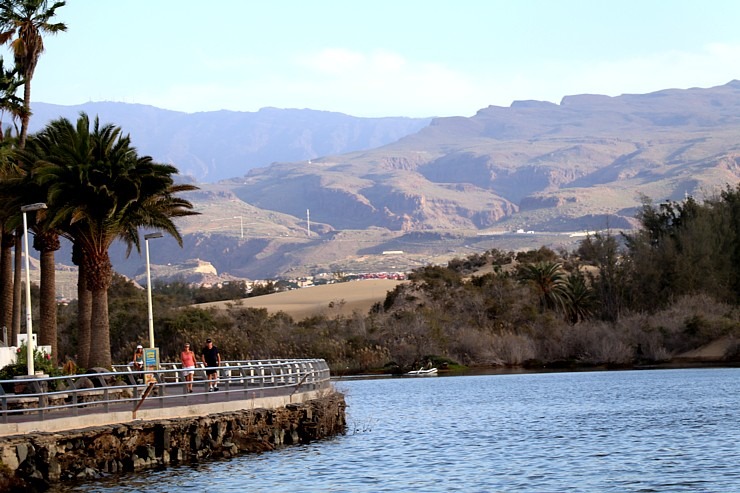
left=21, top=202, right=47, bottom=376
left=144, top=232, right=163, bottom=348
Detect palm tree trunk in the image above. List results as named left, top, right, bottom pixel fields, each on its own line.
left=88, top=288, right=111, bottom=368
left=0, top=228, right=13, bottom=345
left=12, top=229, right=22, bottom=340
left=38, top=239, right=59, bottom=364
left=83, top=252, right=113, bottom=369
left=76, top=265, right=91, bottom=368
left=19, top=78, right=30, bottom=149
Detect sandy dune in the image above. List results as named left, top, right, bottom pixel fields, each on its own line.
left=196, top=279, right=405, bottom=320
left=676, top=336, right=736, bottom=361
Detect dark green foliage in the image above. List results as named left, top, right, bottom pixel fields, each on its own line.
left=152, top=279, right=195, bottom=307
left=563, top=271, right=596, bottom=324
left=578, top=231, right=626, bottom=321
left=381, top=284, right=403, bottom=311
left=0, top=344, right=61, bottom=391
left=193, top=281, right=249, bottom=304
left=56, top=186, right=740, bottom=373
left=623, top=188, right=740, bottom=310
left=250, top=280, right=279, bottom=297
left=407, top=265, right=462, bottom=289
left=447, top=251, right=491, bottom=274
left=518, top=261, right=569, bottom=313
left=487, top=248, right=515, bottom=266
left=515, top=246, right=558, bottom=264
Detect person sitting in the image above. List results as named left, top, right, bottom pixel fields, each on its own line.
left=132, top=345, right=144, bottom=371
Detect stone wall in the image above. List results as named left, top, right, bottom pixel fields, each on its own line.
left=0, top=392, right=346, bottom=492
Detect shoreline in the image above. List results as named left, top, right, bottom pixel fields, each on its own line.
left=333, top=359, right=740, bottom=381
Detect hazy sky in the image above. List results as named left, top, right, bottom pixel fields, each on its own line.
left=23, top=0, right=740, bottom=118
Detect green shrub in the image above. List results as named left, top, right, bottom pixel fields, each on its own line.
left=0, top=344, right=60, bottom=390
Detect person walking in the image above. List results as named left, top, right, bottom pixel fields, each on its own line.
left=201, top=338, right=221, bottom=391
left=180, top=342, right=196, bottom=393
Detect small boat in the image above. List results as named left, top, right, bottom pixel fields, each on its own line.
left=405, top=367, right=438, bottom=376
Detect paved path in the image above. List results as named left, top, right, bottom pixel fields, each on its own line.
left=0, top=381, right=323, bottom=437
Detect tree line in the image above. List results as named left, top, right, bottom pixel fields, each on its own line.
left=0, top=1, right=197, bottom=369
left=42, top=186, right=740, bottom=374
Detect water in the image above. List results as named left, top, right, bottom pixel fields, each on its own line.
left=54, top=368, right=740, bottom=492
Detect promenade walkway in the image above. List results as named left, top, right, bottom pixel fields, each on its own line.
left=0, top=358, right=331, bottom=437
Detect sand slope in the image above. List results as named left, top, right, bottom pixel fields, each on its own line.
left=675, top=336, right=736, bottom=361
left=196, top=279, right=405, bottom=320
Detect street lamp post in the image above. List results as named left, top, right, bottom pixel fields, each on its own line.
left=144, top=232, right=163, bottom=348
left=21, top=202, right=47, bottom=376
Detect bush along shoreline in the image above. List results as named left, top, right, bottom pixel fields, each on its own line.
left=39, top=192, right=740, bottom=378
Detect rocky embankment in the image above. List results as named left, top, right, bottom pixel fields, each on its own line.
left=0, top=392, right=346, bottom=492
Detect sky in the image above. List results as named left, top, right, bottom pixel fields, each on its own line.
left=21, top=0, right=740, bottom=118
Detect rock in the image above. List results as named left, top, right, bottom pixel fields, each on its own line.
left=72, top=377, right=94, bottom=390
left=1, top=393, right=347, bottom=487
left=16, top=443, right=28, bottom=464
left=0, top=446, right=19, bottom=470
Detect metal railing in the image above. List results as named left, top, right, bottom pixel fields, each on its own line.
left=0, top=358, right=331, bottom=424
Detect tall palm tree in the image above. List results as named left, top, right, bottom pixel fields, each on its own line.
left=0, top=0, right=65, bottom=341
left=71, top=240, right=90, bottom=365
left=0, top=55, right=23, bottom=345
left=9, top=128, right=64, bottom=361
left=0, top=0, right=65, bottom=147
left=35, top=113, right=198, bottom=367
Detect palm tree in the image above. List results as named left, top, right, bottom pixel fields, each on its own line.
left=8, top=128, right=65, bottom=361
left=0, top=0, right=65, bottom=341
left=0, top=55, right=23, bottom=344
left=562, top=271, right=596, bottom=324
left=0, top=0, right=65, bottom=147
left=519, top=261, right=569, bottom=313
left=34, top=113, right=198, bottom=367
left=70, top=240, right=90, bottom=365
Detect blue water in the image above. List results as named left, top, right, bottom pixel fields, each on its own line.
left=55, top=368, right=740, bottom=492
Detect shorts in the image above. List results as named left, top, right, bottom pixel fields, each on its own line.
left=206, top=369, right=218, bottom=376
left=182, top=365, right=195, bottom=377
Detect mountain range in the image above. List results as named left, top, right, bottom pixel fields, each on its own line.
left=29, top=103, right=432, bottom=182
left=34, top=81, right=740, bottom=282
left=229, top=80, right=740, bottom=234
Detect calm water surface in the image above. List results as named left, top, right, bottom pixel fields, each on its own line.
left=55, top=368, right=740, bottom=492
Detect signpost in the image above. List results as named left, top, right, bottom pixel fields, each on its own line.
left=144, top=348, right=160, bottom=384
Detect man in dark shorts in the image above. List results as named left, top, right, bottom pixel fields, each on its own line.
left=201, top=338, right=221, bottom=391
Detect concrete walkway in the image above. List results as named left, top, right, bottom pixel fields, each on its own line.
left=0, top=385, right=327, bottom=437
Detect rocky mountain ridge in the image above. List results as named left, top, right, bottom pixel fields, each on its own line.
left=231, top=80, right=740, bottom=234
left=28, top=103, right=432, bottom=182
left=34, top=81, right=740, bottom=281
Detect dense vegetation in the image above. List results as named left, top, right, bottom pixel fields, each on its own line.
left=50, top=189, right=740, bottom=374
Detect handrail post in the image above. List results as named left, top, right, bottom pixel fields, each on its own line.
left=0, top=387, right=7, bottom=424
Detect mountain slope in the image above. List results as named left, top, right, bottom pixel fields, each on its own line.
left=39, top=82, right=740, bottom=281
left=28, top=103, right=432, bottom=182
left=230, top=81, right=740, bottom=232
